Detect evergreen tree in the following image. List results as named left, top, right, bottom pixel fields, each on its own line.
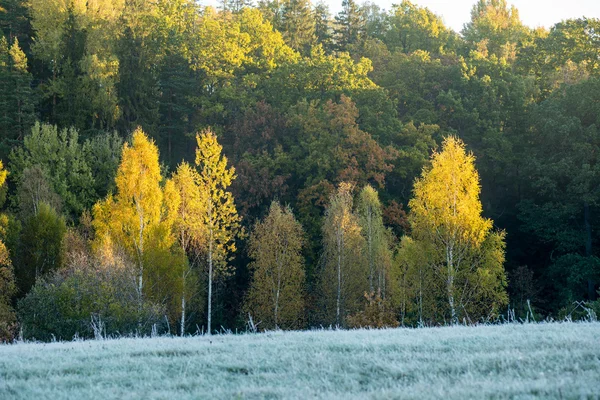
left=158, top=50, right=196, bottom=167
left=9, top=123, right=95, bottom=220
left=334, top=0, right=365, bottom=52
left=281, top=0, right=316, bottom=55
left=0, top=36, right=34, bottom=159
left=115, top=0, right=164, bottom=135
left=313, top=2, right=333, bottom=52
left=0, top=0, right=32, bottom=53
left=221, top=0, right=254, bottom=13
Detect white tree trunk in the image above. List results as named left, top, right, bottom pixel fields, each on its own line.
left=180, top=276, right=186, bottom=337
left=367, top=207, right=374, bottom=293
left=207, top=229, right=213, bottom=336
left=336, top=227, right=343, bottom=327
left=447, top=243, right=457, bottom=324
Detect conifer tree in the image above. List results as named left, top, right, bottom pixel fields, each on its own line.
left=245, top=201, right=305, bottom=330
left=194, top=129, right=241, bottom=335
left=334, top=0, right=365, bottom=52
left=0, top=0, right=32, bottom=49
left=0, top=36, right=34, bottom=159
left=313, top=2, right=333, bottom=52
left=281, top=0, right=316, bottom=55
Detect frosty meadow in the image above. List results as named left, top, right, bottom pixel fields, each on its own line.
left=1, top=322, right=599, bottom=399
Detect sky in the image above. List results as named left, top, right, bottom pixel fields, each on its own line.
left=201, top=0, right=600, bottom=33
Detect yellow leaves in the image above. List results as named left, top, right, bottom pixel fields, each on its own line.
left=29, top=0, right=124, bottom=60
left=405, top=135, right=507, bottom=321
left=321, top=182, right=368, bottom=324
left=192, top=7, right=296, bottom=81
left=92, top=128, right=175, bottom=260
left=8, top=40, right=28, bottom=73
left=0, top=161, right=7, bottom=188
left=195, top=130, right=235, bottom=192
left=410, top=135, right=492, bottom=247
left=194, top=129, right=241, bottom=275
left=115, top=128, right=163, bottom=225
left=170, top=162, right=208, bottom=251
left=193, top=7, right=248, bottom=78
left=92, top=127, right=241, bottom=282
left=327, top=182, right=361, bottom=239
left=236, top=8, right=299, bottom=70
left=0, top=162, right=8, bottom=267
left=245, top=201, right=305, bottom=330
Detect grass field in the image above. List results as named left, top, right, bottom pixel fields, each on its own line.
left=1, top=322, right=599, bottom=399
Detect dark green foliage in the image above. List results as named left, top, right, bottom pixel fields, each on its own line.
left=83, top=131, right=123, bottom=200
left=116, top=25, right=160, bottom=135
left=9, top=123, right=95, bottom=219
left=313, top=2, right=333, bottom=53
left=13, top=202, right=66, bottom=295
left=0, top=0, right=598, bottom=335
left=18, top=266, right=166, bottom=341
left=0, top=0, right=32, bottom=53
left=0, top=241, right=16, bottom=342
left=334, top=0, right=365, bottom=52
left=516, top=78, right=600, bottom=310
left=0, top=36, right=35, bottom=159
left=9, top=123, right=121, bottom=219
left=281, top=0, right=316, bottom=55
left=158, top=51, right=196, bottom=167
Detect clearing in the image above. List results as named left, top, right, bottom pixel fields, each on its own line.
left=1, top=322, right=599, bottom=399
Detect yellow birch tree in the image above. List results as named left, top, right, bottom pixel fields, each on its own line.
left=92, top=128, right=182, bottom=312
left=356, top=185, right=394, bottom=298
left=0, top=161, right=17, bottom=341
left=408, top=136, right=507, bottom=323
left=320, top=182, right=367, bottom=327
left=170, top=162, right=207, bottom=335
left=194, top=129, right=241, bottom=335
left=245, top=201, right=305, bottom=330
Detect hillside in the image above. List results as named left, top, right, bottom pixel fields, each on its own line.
left=1, top=322, right=599, bottom=399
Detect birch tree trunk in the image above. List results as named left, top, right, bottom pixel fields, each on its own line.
left=207, top=226, right=213, bottom=336
left=180, top=270, right=186, bottom=336
left=447, top=242, right=456, bottom=324
left=336, top=228, right=343, bottom=327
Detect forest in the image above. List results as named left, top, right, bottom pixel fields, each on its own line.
left=0, top=0, right=599, bottom=341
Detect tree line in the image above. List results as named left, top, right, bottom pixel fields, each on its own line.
left=0, top=0, right=599, bottom=340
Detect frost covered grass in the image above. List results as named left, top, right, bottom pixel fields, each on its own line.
left=1, top=322, right=599, bottom=399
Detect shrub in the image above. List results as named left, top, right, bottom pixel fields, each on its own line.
left=347, top=290, right=399, bottom=329
left=18, top=258, right=166, bottom=341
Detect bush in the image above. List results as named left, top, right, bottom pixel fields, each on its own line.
left=14, top=202, right=66, bottom=295
left=0, top=236, right=17, bottom=342
left=18, top=260, right=166, bottom=341
left=347, top=290, right=399, bottom=329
